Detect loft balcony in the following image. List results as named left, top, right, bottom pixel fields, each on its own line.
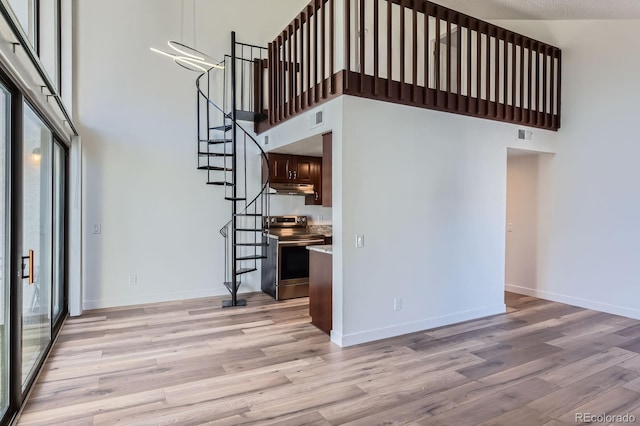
left=252, top=0, right=561, bottom=133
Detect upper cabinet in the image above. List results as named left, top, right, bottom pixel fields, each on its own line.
left=294, top=157, right=314, bottom=184
left=264, top=153, right=315, bottom=185
left=305, top=158, right=322, bottom=206
left=321, top=133, right=332, bottom=208
left=268, top=154, right=290, bottom=184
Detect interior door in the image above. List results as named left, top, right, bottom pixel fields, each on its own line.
left=20, top=105, right=52, bottom=388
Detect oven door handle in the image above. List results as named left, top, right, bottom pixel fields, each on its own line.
left=278, top=239, right=325, bottom=245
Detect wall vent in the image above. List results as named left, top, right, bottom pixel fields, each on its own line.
left=310, top=110, right=324, bottom=128
left=517, top=129, right=533, bottom=141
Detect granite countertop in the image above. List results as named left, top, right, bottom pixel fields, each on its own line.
left=307, top=245, right=332, bottom=255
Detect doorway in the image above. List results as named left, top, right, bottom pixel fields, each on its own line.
left=505, top=148, right=553, bottom=299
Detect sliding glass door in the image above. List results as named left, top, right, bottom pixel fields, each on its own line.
left=21, top=105, right=53, bottom=388
left=0, top=82, right=11, bottom=419
left=52, top=143, right=65, bottom=324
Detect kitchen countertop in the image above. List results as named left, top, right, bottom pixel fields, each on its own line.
left=307, top=245, right=332, bottom=255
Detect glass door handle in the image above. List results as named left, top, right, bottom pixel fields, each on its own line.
left=21, top=250, right=34, bottom=285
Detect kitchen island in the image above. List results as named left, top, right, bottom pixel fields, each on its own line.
left=307, top=245, right=332, bottom=334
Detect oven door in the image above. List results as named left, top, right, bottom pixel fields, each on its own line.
left=277, top=238, right=325, bottom=300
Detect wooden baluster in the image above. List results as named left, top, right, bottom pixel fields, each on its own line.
left=466, top=20, right=471, bottom=111
left=528, top=40, right=533, bottom=124
left=456, top=15, right=462, bottom=110
left=293, top=21, right=298, bottom=113
left=330, top=0, right=335, bottom=94
left=287, top=26, right=292, bottom=118
left=511, top=33, right=516, bottom=120
left=278, top=34, right=285, bottom=121
left=549, top=46, right=556, bottom=129
left=373, top=0, right=379, bottom=96
left=268, top=42, right=273, bottom=125
left=556, top=49, right=562, bottom=129
left=476, top=23, right=481, bottom=113
left=321, top=0, right=326, bottom=99
left=535, top=42, right=540, bottom=126
left=519, top=38, right=524, bottom=123
left=412, top=1, right=417, bottom=102
left=446, top=13, right=451, bottom=109
left=502, top=31, right=507, bottom=119
left=485, top=27, right=490, bottom=116
left=387, top=0, right=392, bottom=97
left=359, top=0, right=365, bottom=93
left=287, top=25, right=296, bottom=115
left=307, top=5, right=312, bottom=105
left=543, top=45, right=548, bottom=127
left=399, top=0, right=405, bottom=100
left=301, top=13, right=306, bottom=109
left=345, top=0, right=351, bottom=91
left=494, top=30, right=499, bottom=118
left=423, top=4, right=430, bottom=105
left=314, top=0, right=319, bottom=102
left=434, top=7, right=440, bottom=106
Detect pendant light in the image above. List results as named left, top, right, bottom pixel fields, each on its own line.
left=150, top=0, right=224, bottom=72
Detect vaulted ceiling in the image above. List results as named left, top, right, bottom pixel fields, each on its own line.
left=432, top=0, right=640, bottom=20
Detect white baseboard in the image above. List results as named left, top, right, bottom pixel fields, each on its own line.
left=83, top=288, right=229, bottom=310
left=330, top=304, right=506, bottom=348
left=505, top=283, right=640, bottom=320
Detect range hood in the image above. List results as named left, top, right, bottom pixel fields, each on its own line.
left=269, top=182, right=315, bottom=195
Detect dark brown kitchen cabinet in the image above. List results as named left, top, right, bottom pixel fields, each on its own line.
left=268, top=154, right=290, bottom=184
left=294, top=157, right=314, bottom=184
left=309, top=250, right=332, bottom=334
left=305, top=157, right=322, bottom=205
left=306, top=132, right=332, bottom=206
left=322, top=132, right=332, bottom=207
left=264, top=153, right=315, bottom=185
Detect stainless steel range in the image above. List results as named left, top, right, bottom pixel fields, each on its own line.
left=261, top=216, right=325, bottom=300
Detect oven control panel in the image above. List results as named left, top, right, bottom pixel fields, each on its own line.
left=264, top=215, right=308, bottom=229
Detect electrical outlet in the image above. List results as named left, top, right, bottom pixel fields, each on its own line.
left=394, top=298, right=402, bottom=311
left=355, top=234, right=364, bottom=248
left=128, top=275, right=138, bottom=286
left=507, top=222, right=513, bottom=232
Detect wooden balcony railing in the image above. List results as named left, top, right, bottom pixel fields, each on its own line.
left=258, top=0, right=561, bottom=133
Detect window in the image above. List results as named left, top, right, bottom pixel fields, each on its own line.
left=7, top=0, right=38, bottom=51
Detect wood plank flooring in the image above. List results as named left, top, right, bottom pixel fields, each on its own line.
left=17, top=292, right=640, bottom=425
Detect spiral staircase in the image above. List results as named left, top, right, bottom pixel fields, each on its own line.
left=195, top=32, right=270, bottom=307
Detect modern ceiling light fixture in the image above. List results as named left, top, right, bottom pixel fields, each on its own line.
left=150, top=43, right=223, bottom=72
left=150, top=0, right=224, bottom=72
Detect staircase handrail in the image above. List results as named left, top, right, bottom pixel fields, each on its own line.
left=194, top=64, right=270, bottom=237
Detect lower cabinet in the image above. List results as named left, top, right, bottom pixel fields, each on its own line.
left=309, top=250, right=332, bottom=334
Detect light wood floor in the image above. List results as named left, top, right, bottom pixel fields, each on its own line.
left=17, top=292, right=640, bottom=426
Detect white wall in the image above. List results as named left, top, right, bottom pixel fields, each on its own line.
left=74, top=0, right=309, bottom=309
left=505, top=153, right=540, bottom=290
left=496, top=20, right=640, bottom=319
left=335, top=95, right=556, bottom=346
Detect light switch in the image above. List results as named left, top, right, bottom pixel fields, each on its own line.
left=356, top=234, right=364, bottom=248
left=93, top=224, right=102, bottom=234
